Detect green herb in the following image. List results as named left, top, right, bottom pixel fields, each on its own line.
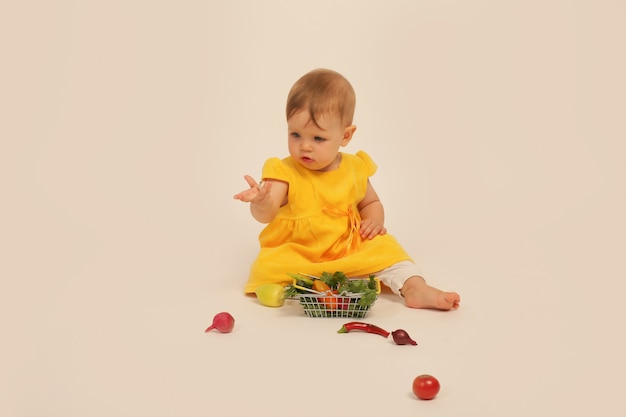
left=283, top=285, right=300, bottom=299
left=367, top=274, right=377, bottom=290
left=356, top=289, right=377, bottom=307
left=319, top=271, right=348, bottom=289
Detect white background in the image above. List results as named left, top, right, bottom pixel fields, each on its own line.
left=2, top=1, right=625, bottom=416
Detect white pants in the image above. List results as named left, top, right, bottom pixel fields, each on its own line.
left=355, top=260, right=422, bottom=297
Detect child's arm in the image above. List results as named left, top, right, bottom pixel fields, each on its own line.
left=234, top=175, right=288, bottom=223
left=357, top=180, right=387, bottom=239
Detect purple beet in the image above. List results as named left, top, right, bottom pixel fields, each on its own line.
left=392, top=329, right=417, bottom=345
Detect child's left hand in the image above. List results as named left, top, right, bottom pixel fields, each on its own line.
left=360, top=219, right=387, bottom=240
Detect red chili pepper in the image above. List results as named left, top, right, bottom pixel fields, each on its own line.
left=337, top=321, right=390, bottom=338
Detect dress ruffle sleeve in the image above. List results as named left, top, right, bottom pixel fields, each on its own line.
left=262, top=157, right=290, bottom=183
left=355, top=150, right=378, bottom=177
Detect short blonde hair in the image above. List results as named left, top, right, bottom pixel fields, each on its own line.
left=286, top=68, right=356, bottom=128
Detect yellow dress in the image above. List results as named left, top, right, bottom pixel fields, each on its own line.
left=243, top=150, right=413, bottom=293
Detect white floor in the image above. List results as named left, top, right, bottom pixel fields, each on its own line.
left=3, top=2, right=625, bottom=416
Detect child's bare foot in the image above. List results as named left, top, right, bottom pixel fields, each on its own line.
left=400, top=276, right=460, bottom=310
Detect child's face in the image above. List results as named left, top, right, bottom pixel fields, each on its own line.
left=287, top=110, right=355, bottom=172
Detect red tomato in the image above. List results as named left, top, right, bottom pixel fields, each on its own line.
left=412, top=374, right=440, bottom=400
left=338, top=296, right=350, bottom=310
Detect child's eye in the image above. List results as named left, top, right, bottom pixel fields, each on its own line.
left=290, top=132, right=301, bottom=138
left=314, top=136, right=326, bottom=142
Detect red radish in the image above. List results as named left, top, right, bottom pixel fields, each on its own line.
left=204, top=312, right=235, bottom=333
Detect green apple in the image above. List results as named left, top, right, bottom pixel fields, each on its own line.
left=254, top=283, right=286, bottom=307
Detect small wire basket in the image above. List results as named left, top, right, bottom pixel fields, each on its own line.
left=293, top=277, right=381, bottom=318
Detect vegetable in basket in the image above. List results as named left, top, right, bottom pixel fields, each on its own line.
left=284, top=271, right=378, bottom=308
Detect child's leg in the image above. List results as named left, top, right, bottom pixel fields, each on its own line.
left=375, top=261, right=460, bottom=311
left=399, top=276, right=460, bottom=310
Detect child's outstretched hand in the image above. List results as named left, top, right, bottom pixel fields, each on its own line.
left=234, top=175, right=272, bottom=204
left=234, top=175, right=288, bottom=223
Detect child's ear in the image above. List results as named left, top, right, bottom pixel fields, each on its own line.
left=341, top=125, right=357, bottom=146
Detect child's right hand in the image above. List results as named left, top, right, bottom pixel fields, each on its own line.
left=233, top=175, right=272, bottom=203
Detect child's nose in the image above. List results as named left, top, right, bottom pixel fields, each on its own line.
left=300, top=139, right=313, bottom=151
